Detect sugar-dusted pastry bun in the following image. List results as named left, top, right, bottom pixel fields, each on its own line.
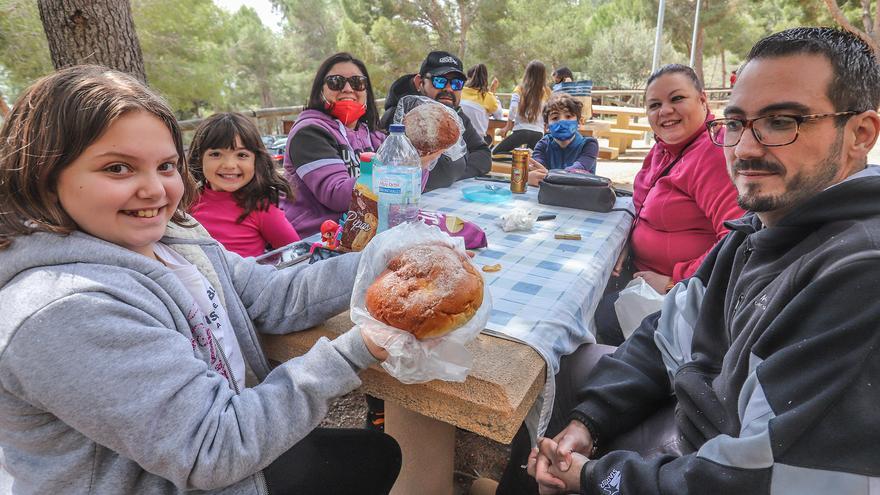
left=365, top=244, right=483, bottom=339
left=403, top=103, right=462, bottom=157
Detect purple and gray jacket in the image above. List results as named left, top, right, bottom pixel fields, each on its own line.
left=280, top=110, right=387, bottom=237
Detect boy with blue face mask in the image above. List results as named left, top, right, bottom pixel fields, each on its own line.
left=527, top=93, right=600, bottom=185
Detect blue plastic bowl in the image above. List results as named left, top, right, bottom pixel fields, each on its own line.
left=462, top=185, right=513, bottom=203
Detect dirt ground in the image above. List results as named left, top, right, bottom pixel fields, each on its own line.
left=319, top=390, right=509, bottom=494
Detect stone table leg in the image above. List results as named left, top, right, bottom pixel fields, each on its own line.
left=386, top=402, right=455, bottom=495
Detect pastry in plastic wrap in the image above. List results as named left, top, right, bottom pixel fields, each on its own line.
left=403, top=103, right=462, bottom=157
left=365, top=244, right=483, bottom=339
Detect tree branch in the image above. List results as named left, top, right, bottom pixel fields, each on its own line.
left=861, top=0, right=872, bottom=34
left=823, top=0, right=880, bottom=59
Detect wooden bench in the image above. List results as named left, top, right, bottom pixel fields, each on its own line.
left=629, top=122, right=652, bottom=133
left=598, top=146, right=619, bottom=160
left=597, top=128, right=645, bottom=153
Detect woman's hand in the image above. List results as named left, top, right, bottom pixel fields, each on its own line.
left=500, top=122, right=513, bottom=138
left=612, top=244, right=629, bottom=277
left=360, top=328, right=388, bottom=361
left=419, top=149, right=445, bottom=169
left=634, top=270, right=672, bottom=294
left=527, top=159, right=547, bottom=186
left=490, top=77, right=500, bottom=93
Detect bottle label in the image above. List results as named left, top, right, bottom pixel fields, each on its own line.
left=377, top=175, right=403, bottom=194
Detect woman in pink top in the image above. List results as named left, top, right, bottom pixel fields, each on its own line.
left=188, top=113, right=300, bottom=257
left=596, top=64, right=744, bottom=345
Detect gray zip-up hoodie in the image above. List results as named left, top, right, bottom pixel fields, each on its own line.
left=0, top=221, right=374, bottom=494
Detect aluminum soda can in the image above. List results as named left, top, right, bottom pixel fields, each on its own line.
left=510, top=147, right=530, bottom=193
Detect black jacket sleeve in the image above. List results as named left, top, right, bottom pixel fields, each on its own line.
left=424, top=111, right=491, bottom=191
left=569, top=312, right=673, bottom=442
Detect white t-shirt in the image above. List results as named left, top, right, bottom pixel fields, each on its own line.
left=508, top=90, right=546, bottom=133
left=153, top=243, right=245, bottom=391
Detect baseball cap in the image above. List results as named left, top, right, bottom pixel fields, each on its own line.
left=419, top=51, right=465, bottom=78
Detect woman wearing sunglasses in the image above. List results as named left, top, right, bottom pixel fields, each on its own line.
left=280, top=53, right=439, bottom=237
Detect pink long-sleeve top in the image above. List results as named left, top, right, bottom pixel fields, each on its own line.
left=630, top=115, right=745, bottom=282
left=191, top=188, right=300, bottom=258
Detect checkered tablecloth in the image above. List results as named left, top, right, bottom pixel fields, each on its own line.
left=421, top=178, right=634, bottom=433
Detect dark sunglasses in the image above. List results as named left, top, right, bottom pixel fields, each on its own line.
left=324, top=75, right=368, bottom=91
left=430, top=75, right=465, bottom=91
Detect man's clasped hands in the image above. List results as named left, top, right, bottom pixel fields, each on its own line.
left=526, top=420, right=595, bottom=494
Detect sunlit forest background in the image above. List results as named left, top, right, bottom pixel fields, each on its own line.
left=0, top=0, right=871, bottom=119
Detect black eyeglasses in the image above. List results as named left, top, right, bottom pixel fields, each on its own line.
left=430, top=75, right=465, bottom=91
left=707, top=111, right=858, bottom=147
left=324, top=75, right=368, bottom=91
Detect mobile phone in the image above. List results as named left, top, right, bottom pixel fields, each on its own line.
left=254, top=240, right=313, bottom=269
left=475, top=176, right=511, bottom=184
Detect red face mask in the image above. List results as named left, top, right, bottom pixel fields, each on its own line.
left=326, top=99, right=366, bottom=126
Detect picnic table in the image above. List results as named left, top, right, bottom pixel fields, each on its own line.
left=591, top=105, right=651, bottom=154
left=262, top=178, right=633, bottom=494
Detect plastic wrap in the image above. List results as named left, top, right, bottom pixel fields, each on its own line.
left=393, top=95, right=468, bottom=165
left=614, top=277, right=665, bottom=339
left=351, top=222, right=491, bottom=383
left=498, top=207, right=537, bottom=232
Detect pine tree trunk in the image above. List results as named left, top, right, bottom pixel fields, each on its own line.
left=37, top=0, right=147, bottom=83
left=694, top=27, right=705, bottom=86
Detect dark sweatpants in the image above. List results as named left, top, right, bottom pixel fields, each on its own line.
left=264, top=427, right=401, bottom=495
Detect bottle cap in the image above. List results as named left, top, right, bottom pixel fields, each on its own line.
left=389, top=123, right=405, bottom=133
left=359, top=152, right=374, bottom=175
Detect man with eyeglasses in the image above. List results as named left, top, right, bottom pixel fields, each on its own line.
left=381, top=51, right=491, bottom=191
left=496, top=26, right=880, bottom=495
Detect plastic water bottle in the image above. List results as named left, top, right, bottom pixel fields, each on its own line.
left=374, top=124, right=421, bottom=232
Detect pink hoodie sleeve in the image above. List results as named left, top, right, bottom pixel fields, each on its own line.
left=670, top=144, right=745, bottom=281
left=259, top=205, right=301, bottom=249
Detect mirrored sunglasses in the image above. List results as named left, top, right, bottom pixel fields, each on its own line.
left=431, top=76, right=465, bottom=91
left=324, top=75, right=368, bottom=91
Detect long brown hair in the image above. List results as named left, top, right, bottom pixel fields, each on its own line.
left=0, top=65, right=198, bottom=251
left=187, top=112, right=293, bottom=223
left=466, top=63, right=490, bottom=98
left=518, top=60, right=548, bottom=122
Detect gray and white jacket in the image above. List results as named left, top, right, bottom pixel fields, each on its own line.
left=0, top=221, right=372, bottom=494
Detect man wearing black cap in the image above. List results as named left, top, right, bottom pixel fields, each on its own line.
left=381, top=50, right=491, bottom=191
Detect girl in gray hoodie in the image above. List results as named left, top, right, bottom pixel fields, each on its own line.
left=0, top=65, right=400, bottom=494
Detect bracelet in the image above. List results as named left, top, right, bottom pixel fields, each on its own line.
left=569, top=412, right=600, bottom=457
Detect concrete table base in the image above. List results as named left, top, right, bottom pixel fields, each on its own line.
left=387, top=403, right=455, bottom=495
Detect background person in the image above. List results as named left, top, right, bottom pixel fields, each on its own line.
left=0, top=65, right=401, bottom=494
left=460, top=63, right=504, bottom=145
left=594, top=63, right=744, bottom=345
left=551, top=66, right=574, bottom=88
left=494, top=60, right=552, bottom=154
left=188, top=112, right=300, bottom=258
left=527, top=92, right=599, bottom=186
left=381, top=50, right=492, bottom=191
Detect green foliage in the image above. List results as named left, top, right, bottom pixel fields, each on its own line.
left=587, top=17, right=682, bottom=88
left=0, top=0, right=53, bottom=99
left=132, top=0, right=230, bottom=118
left=3, top=0, right=870, bottom=118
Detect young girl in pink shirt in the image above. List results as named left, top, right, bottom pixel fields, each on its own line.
left=188, top=113, right=300, bottom=257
